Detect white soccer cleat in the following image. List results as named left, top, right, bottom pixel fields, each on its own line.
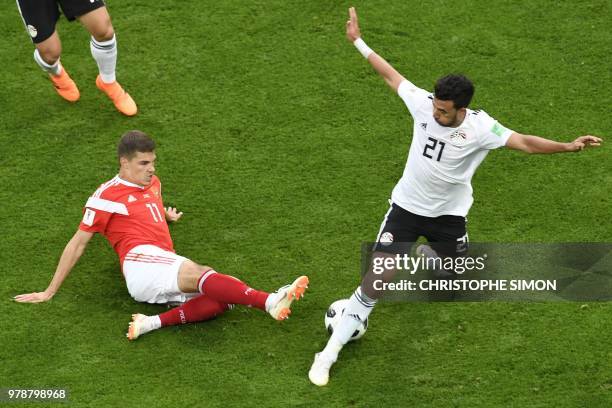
left=266, top=275, right=309, bottom=321
left=308, top=352, right=336, bottom=386
left=126, top=313, right=148, bottom=341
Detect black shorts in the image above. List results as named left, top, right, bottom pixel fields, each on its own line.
left=374, top=202, right=468, bottom=257
left=16, top=0, right=106, bottom=43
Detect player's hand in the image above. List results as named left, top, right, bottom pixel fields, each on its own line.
left=568, top=135, right=602, bottom=151
left=165, top=207, right=183, bottom=222
left=14, top=291, right=54, bottom=303
left=346, top=7, right=361, bottom=42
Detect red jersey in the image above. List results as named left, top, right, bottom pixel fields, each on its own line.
left=79, top=175, right=174, bottom=263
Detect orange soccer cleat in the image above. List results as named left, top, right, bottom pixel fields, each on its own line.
left=126, top=313, right=148, bottom=340
left=49, top=68, right=80, bottom=102
left=267, top=275, right=309, bottom=321
left=95, top=75, right=137, bottom=116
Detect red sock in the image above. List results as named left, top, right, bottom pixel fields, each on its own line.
left=199, top=272, right=268, bottom=311
left=159, top=295, right=229, bottom=327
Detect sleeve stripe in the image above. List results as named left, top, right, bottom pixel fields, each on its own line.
left=85, top=197, right=129, bottom=215
left=93, top=176, right=120, bottom=198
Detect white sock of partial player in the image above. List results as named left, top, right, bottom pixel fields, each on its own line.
left=140, top=315, right=162, bottom=335
left=33, top=49, right=62, bottom=76
left=90, top=34, right=117, bottom=83
left=320, top=287, right=377, bottom=361
left=264, top=291, right=278, bottom=312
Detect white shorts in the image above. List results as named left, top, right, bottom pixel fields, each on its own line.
left=123, top=245, right=197, bottom=304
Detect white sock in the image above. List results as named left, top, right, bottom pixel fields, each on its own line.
left=320, top=287, right=377, bottom=361
left=264, top=283, right=290, bottom=312
left=264, top=292, right=276, bottom=312
left=34, top=49, right=62, bottom=76
left=90, top=34, right=117, bottom=83
left=140, top=315, right=162, bottom=335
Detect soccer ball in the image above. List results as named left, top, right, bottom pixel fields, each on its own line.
left=324, top=299, right=368, bottom=341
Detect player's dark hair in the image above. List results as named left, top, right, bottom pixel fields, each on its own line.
left=117, top=130, right=156, bottom=159
left=434, top=74, right=474, bottom=109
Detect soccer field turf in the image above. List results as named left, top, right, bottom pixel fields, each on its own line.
left=1, top=0, right=610, bottom=406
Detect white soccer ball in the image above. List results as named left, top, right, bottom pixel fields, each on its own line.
left=324, top=299, right=368, bottom=341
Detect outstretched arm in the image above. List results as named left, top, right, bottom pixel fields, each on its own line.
left=506, top=133, right=602, bottom=154
left=346, top=7, right=406, bottom=92
left=14, top=229, right=94, bottom=303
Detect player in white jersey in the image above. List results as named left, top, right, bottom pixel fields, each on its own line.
left=308, top=7, right=602, bottom=386
left=393, top=79, right=513, bottom=218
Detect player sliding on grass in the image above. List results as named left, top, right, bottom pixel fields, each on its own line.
left=16, top=0, right=137, bottom=116
left=308, top=7, right=602, bottom=386
left=15, top=130, right=309, bottom=340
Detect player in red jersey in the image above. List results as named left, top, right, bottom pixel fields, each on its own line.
left=15, top=130, right=309, bottom=340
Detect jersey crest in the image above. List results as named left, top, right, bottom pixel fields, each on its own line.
left=449, top=129, right=468, bottom=144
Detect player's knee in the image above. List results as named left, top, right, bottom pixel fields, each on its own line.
left=182, top=262, right=212, bottom=278
left=197, top=265, right=213, bottom=275
left=91, top=22, right=114, bottom=42
left=177, top=261, right=213, bottom=293
left=37, top=44, right=61, bottom=65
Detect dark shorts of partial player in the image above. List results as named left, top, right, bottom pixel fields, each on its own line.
left=374, top=202, right=468, bottom=258
left=16, top=0, right=106, bottom=43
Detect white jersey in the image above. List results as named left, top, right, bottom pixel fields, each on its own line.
left=392, top=79, right=513, bottom=218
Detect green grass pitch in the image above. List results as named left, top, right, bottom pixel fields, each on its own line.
left=1, top=0, right=611, bottom=406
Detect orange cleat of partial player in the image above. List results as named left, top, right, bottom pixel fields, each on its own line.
left=49, top=68, right=80, bottom=102
left=126, top=313, right=147, bottom=341
left=267, top=275, right=309, bottom=321
left=95, top=75, right=137, bottom=116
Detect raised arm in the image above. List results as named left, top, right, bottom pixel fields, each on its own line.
left=14, top=229, right=94, bottom=303
left=346, top=7, right=406, bottom=92
left=506, top=133, right=602, bottom=154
